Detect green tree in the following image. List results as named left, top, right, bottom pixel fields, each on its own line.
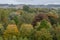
left=37, top=19, right=52, bottom=30
left=23, top=5, right=29, bottom=12
left=0, top=9, right=9, bottom=30
left=53, top=27, right=60, bottom=40
left=34, top=28, right=52, bottom=40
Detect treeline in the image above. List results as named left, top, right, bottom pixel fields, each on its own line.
left=0, top=5, right=60, bottom=40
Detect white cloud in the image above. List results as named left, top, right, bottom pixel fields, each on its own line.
left=0, top=0, right=60, bottom=5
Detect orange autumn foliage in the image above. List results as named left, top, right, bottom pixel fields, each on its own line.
left=3, top=24, right=20, bottom=38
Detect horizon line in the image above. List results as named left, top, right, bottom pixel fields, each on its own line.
left=0, top=3, right=60, bottom=5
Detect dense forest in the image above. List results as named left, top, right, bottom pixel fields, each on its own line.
left=0, top=5, right=60, bottom=40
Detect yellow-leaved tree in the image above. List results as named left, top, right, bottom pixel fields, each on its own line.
left=3, top=24, right=20, bottom=40
left=20, top=24, right=34, bottom=38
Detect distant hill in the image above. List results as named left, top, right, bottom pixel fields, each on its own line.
left=0, top=4, right=60, bottom=9
left=0, top=4, right=24, bottom=9
left=28, top=4, right=60, bottom=8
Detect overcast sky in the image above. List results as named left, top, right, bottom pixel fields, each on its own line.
left=0, top=0, right=60, bottom=5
